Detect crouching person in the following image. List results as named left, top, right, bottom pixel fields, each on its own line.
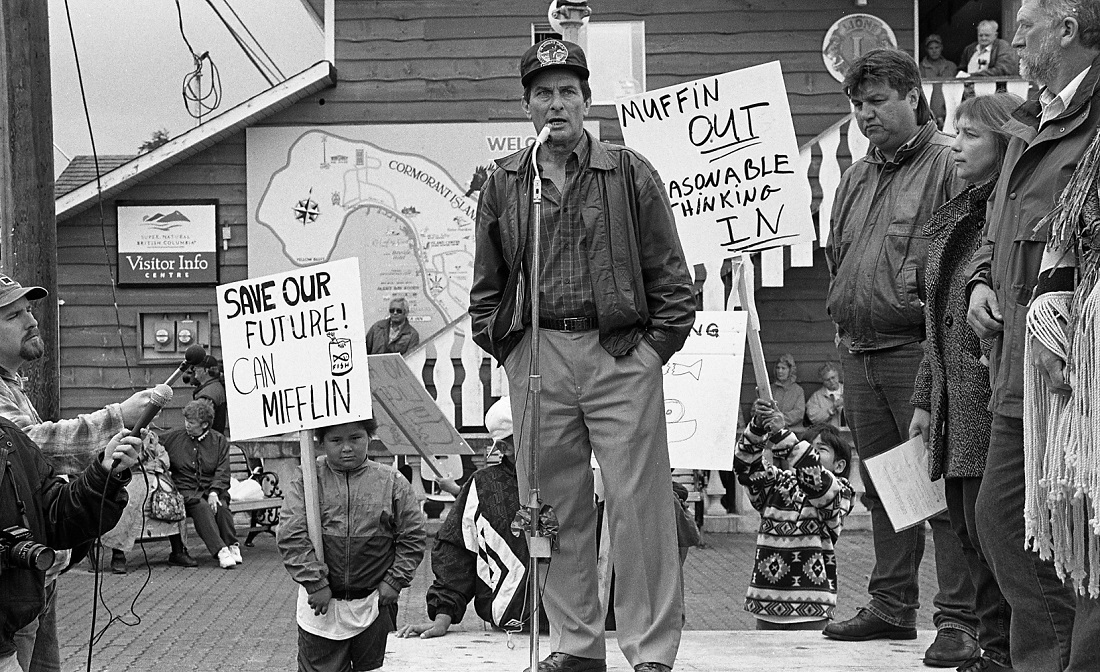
left=1, top=420, right=141, bottom=671
left=277, top=419, right=427, bottom=672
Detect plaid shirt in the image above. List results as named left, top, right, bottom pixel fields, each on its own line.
left=527, top=134, right=598, bottom=321
left=0, top=367, right=124, bottom=476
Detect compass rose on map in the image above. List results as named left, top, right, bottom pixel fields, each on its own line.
left=293, top=190, right=320, bottom=225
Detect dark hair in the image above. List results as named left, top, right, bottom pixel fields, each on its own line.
left=523, top=74, right=592, bottom=105
left=1040, top=0, right=1100, bottom=50
left=843, top=48, right=932, bottom=126
left=955, top=92, right=1025, bottom=170
left=315, top=418, right=379, bottom=442
left=802, top=424, right=852, bottom=479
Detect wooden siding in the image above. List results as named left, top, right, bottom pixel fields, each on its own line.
left=56, top=1, right=913, bottom=426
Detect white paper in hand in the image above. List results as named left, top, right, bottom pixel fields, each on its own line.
left=862, top=435, right=947, bottom=532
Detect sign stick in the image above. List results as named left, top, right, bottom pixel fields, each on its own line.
left=299, top=431, right=324, bottom=562
left=734, top=253, right=773, bottom=403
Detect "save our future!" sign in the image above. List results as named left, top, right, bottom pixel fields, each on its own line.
left=216, top=258, right=372, bottom=441
left=617, top=61, right=815, bottom=268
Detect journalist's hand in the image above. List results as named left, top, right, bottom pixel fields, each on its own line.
left=967, top=283, right=1004, bottom=338
left=102, top=431, right=143, bottom=473
left=119, top=389, right=155, bottom=428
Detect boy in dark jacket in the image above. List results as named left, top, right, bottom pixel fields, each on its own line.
left=0, top=418, right=141, bottom=668
left=277, top=418, right=426, bottom=672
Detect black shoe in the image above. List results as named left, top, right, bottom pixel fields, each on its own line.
left=924, top=629, right=980, bottom=667
left=168, top=551, right=198, bottom=568
left=822, top=608, right=918, bottom=641
left=522, top=652, right=607, bottom=672
left=955, top=656, right=1013, bottom=672
left=110, top=549, right=127, bottom=574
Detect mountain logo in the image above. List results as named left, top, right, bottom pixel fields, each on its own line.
left=141, top=210, right=191, bottom=232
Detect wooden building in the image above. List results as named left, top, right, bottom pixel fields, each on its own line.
left=55, top=0, right=935, bottom=438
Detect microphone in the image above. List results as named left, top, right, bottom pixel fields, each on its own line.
left=111, top=383, right=173, bottom=470
left=535, top=125, right=551, bottom=146
left=166, top=344, right=208, bottom=387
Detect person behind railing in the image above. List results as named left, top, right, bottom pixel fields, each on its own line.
left=806, top=361, right=844, bottom=428
left=365, top=297, right=420, bottom=356
left=768, top=354, right=805, bottom=430
left=957, top=19, right=1020, bottom=100
left=908, top=92, right=1022, bottom=672
left=920, top=34, right=958, bottom=129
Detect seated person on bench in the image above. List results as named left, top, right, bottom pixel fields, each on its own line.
left=161, top=400, right=240, bottom=569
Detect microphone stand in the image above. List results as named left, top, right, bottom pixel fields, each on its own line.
left=526, top=128, right=553, bottom=672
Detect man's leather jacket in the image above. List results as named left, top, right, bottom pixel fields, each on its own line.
left=470, top=131, right=695, bottom=365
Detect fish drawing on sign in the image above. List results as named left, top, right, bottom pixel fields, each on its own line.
left=664, top=399, right=697, bottom=443
left=663, top=359, right=702, bottom=380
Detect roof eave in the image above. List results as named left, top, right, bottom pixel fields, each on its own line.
left=55, top=60, right=336, bottom=223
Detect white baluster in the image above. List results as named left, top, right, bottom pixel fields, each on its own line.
left=703, top=262, right=726, bottom=312
left=973, top=80, right=997, bottom=97
left=847, top=115, right=869, bottom=162
left=791, top=241, right=813, bottom=267
left=818, top=125, right=842, bottom=246
left=761, top=248, right=784, bottom=287
left=942, top=80, right=966, bottom=134
left=921, top=81, right=935, bottom=102
left=1007, top=80, right=1030, bottom=100
left=432, top=326, right=457, bottom=423
left=405, top=346, right=428, bottom=386
left=460, top=315, right=486, bottom=427
left=490, top=356, right=508, bottom=397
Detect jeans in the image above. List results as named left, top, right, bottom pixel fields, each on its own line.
left=1066, top=594, right=1100, bottom=671
left=178, top=496, right=238, bottom=557
left=975, top=414, right=1075, bottom=671
left=945, top=478, right=1011, bottom=667
left=12, top=581, right=57, bottom=672
left=840, top=342, right=977, bottom=632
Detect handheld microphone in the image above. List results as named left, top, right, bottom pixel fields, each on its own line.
left=535, top=125, right=551, bottom=146
left=111, top=383, right=173, bottom=470
left=166, top=344, right=208, bottom=387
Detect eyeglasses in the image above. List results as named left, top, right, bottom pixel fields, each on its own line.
left=389, top=308, right=405, bottom=314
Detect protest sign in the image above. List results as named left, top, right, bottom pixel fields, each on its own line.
left=217, top=258, right=372, bottom=441
left=367, top=353, right=472, bottom=457
left=863, top=436, right=948, bottom=532
left=617, top=62, right=815, bottom=271
left=663, top=310, right=748, bottom=470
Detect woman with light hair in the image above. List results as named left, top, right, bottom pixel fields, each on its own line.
left=769, top=353, right=806, bottom=429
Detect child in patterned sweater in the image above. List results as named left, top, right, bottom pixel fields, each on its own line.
left=734, top=401, right=855, bottom=631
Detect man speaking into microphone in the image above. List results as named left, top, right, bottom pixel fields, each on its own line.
left=0, top=274, right=158, bottom=672
left=470, top=40, right=695, bottom=672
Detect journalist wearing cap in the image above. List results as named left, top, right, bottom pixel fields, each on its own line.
left=0, top=275, right=155, bottom=672
left=469, top=40, right=695, bottom=672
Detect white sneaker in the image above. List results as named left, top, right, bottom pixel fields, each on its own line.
left=217, top=547, right=235, bottom=569
left=229, top=544, right=242, bottom=565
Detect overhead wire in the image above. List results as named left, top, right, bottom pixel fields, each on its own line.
left=211, top=0, right=285, bottom=83
left=176, top=0, right=223, bottom=122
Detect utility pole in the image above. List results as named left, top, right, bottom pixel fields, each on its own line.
left=0, top=2, right=60, bottom=420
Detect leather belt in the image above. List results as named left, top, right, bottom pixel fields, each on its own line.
left=538, top=316, right=598, bottom=332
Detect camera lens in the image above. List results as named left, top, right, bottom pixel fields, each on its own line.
left=11, top=541, right=55, bottom=571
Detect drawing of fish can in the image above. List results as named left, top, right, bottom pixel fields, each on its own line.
left=328, top=332, right=353, bottom=376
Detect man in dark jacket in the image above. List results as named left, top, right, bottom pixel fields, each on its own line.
left=190, top=355, right=228, bottom=436
left=0, top=419, right=140, bottom=670
left=365, top=297, right=420, bottom=356
left=958, top=20, right=1019, bottom=80
left=469, top=40, right=694, bottom=672
left=822, top=48, right=979, bottom=667
left=967, top=1, right=1100, bottom=669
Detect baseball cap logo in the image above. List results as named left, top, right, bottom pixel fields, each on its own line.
left=537, top=39, right=568, bottom=66
left=0, top=275, right=16, bottom=288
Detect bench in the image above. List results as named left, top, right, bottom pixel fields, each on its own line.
left=228, top=445, right=284, bottom=546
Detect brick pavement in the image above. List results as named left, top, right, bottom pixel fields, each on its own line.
left=51, top=528, right=940, bottom=671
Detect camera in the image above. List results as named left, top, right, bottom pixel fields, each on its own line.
left=0, top=526, right=56, bottom=573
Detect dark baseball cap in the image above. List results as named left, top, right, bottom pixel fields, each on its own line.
left=0, top=274, right=47, bottom=309
left=199, top=355, right=220, bottom=369
left=520, top=39, right=589, bottom=87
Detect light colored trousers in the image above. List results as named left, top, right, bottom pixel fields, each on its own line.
left=505, top=328, right=683, bottom=668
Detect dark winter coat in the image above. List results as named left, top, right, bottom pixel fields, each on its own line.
left=0, top=418, right=128, bottom=652
left=912, top=179, right=996, bottom=479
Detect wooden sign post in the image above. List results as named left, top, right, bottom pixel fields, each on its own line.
left=733, top=252, right=773, bottom=403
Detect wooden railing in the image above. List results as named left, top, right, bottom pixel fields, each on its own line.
left=923, top=77, right=1032, bottom=135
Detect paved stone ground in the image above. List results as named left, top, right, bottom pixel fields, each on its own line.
left=52, top=529, right=940, bottom=671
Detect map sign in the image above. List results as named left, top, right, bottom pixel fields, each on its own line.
left=617, top=62, right=815, bottom=272
left=216, top=258, right=371, bottom=441
left=246, top=123, right=599, bottom=347
left=664, top=310, right=748, bottom=470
